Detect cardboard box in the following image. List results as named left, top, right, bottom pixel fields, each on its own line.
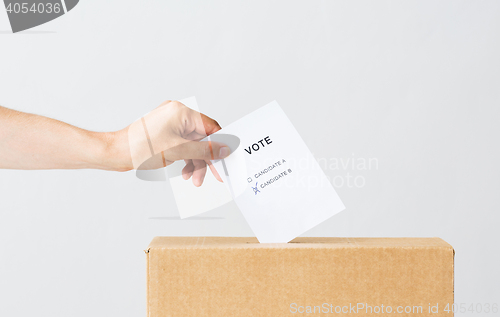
left=146, top=237, right=454, bottom=316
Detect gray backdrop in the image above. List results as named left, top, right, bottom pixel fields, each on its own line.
left=1, top=1, right=499, bottom=316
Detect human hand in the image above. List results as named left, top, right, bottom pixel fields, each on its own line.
left=113, top=100, right=229, bottom=186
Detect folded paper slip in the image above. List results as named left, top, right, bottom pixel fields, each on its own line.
left=146, top=236, right=454, bottom=317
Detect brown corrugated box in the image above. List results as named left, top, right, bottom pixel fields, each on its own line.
left=146, top=237, right=454, bottom=316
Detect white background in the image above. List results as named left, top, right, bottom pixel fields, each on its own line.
left=0, top=1, right=499, bottom=316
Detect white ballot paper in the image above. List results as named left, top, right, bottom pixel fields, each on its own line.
left=208, top=101, right=345, bottom=243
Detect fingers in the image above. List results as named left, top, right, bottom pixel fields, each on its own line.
left=182, top=159, right=222, bottom=185
left=182, top=159, right=194, bottom=180
left=184, top=106, right=222, bottom=137
left=185, top=131, right=208, bottom=141
left=200, top=113, right=222, bottom=135
left=165, top=140, right=231, bottom=162
left=191, top=159, right=207, bottom=187
left=208, top=161, right=223, bottom=182
left=170, top=138, right=229, bottom=186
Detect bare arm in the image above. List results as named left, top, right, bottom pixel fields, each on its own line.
left=0, top=106, right=129, bottom=171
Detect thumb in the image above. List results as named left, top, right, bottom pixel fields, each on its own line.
left=165, top=140, right=231, bottom=161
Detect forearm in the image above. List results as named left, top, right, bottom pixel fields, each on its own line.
left=0, top=106, right=132, bottom=171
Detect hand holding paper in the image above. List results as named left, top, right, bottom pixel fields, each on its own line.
left=155, top=99, right=345, bottom=242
